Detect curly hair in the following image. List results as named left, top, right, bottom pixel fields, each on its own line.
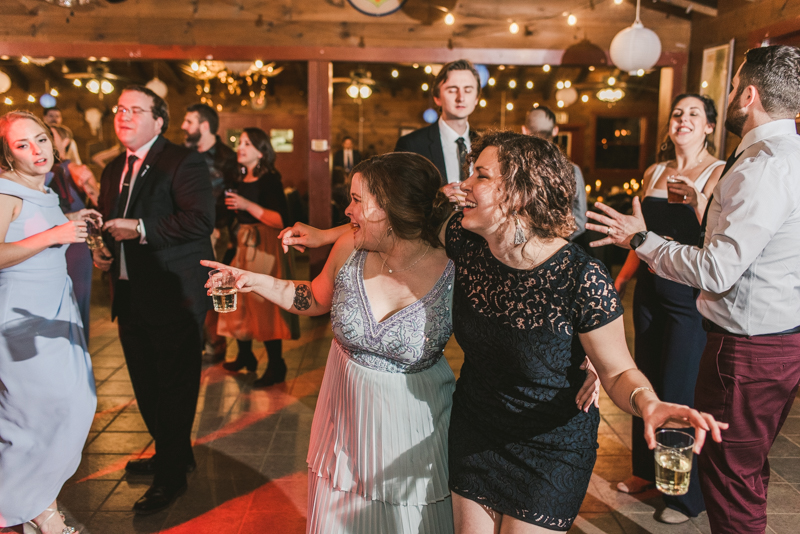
left=657, top=93, right=717, bottom=163
left=239, top=127, right=278, bottom=177
left=468, top=130, right=576, bottom=240
left=0, top=110, right=57, bottom=173
left=352, top=152, right=450, bottom=249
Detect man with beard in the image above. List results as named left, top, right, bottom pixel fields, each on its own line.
left=584, top=45, right=800, bottom=534
left=181, top=104, right=238, bottom=362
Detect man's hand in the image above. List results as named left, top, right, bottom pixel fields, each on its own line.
left=104, top=218, right=140, bottom=241
left=92, top=246, right=113, bottom=272
left=585, top=196, right=648, bottom=249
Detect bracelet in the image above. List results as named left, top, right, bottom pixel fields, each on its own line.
left=629, top=386, right=653, bottom=418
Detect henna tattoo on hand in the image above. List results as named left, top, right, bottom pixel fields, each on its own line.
left=293, top=283, right=312, bottom=311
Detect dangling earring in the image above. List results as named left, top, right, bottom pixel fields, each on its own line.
left=513, top=212, right=527, bottom=245
left=660, top=141, right=669, bottom=152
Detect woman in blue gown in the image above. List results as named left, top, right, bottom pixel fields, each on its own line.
left=0, top=111, right=97, bottom=534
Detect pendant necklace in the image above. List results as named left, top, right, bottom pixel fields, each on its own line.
left=379, top=244, right=431, bottom=274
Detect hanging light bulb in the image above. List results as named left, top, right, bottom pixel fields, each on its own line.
left=508, top=80, right=517, bottom=89
left=581, top=94, right=589, bottom=103
left=254, top=60, right=263, bottom=69
left=526, top=81, right=533, bottom=89
left=3, top=97, right=12, bottom=105
left=557, top=81, right=565, bottom=89
left=488, top=77, right=496, bottom=86
left=421, top=82, right=429, bottom=91
left=359, top=84, right=372, bottom=98
left=50, top=88, right=59, bottom=97
left=391, top=69, right=399, bottom=78
left=191, top=61, right=199, bottom=72
left=73, top=79, right=82, bottom=87
left=509, top=22, right=520, bottom=34
left=479, top=99, right=487, bottom=108
left=444, top=13, right=455, bottom=25
left=346, top=83, right=360, bottom=98
left=564, top=81, right=571, bottom=88
left=20, top=56, right=29, bottom=64
left=567, top=14, right=577, bottom=26
left=27, top=94, right=35, bottom=103
left=424, top=65, right=433, bottom=74
left=608, top=76, right=616, bottom=86
left=101, top=80, right=114, bottom=94
left=614, top=0, right=623, bottom=4
left=543, top=64, right=551, bottom=72
left=506, top=102, right=514, bottom=111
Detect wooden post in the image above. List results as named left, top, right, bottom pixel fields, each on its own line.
left=307, top=60, right=333, bottom=279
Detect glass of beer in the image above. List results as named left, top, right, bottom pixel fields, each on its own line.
left=654, top=429, right=694, bottom=495
left=666, top=176, right=686, bottom=204
left=85, top=216, right=104, bottom=251
left=209, top=269, right=237, bottom=313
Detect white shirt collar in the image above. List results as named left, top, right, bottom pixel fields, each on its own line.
left=126, top=134, right=160, bottom=161
left=737, top=119, right=797, bottom=156
left=438, top=117, right=470, bottom=144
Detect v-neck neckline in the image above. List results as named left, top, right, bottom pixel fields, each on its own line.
left=355, top=249, right=452, bottom=328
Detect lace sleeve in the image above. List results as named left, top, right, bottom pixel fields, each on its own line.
left=575, top=259, right=624, bottom=333
left=445, top=212, right=465, bottom=260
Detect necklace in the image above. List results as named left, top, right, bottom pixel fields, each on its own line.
left=521, top=239, right=546, bottom=269
left=379, top=244, right=431, bottom=274
left=675, top=148, right=707, bottom=174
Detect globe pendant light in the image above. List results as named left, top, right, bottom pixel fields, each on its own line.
left=609, top=0, right=661, bottom=74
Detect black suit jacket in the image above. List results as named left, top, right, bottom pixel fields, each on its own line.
left=394, top=123, right=479, bottom=186
left=99, top=136, right=216, bottom=324
left=332, top=148, right=362, bottom=171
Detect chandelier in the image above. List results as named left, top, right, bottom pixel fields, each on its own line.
left=182, top=60, right=284, bottom=111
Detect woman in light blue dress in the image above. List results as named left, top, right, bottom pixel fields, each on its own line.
left=0, top=111, right=97, bottom=534
left=204, top=153, right=456, bottom=533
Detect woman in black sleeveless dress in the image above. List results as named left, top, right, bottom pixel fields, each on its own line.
left=614, top=94, right=724, bottom=523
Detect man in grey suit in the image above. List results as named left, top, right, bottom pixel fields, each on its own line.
left=395, top=59, right=480, bottom=185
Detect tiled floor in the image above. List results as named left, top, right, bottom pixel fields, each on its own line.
left=50, top=267, right=800, bottom=533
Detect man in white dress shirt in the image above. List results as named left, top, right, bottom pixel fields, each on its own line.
left=395, top=59, right=480, bottom=185
left=585, top=45, right=800, bottom=534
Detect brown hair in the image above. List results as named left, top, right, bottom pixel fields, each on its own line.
left=240, top=127, right=277, bottom=176
left=50, top=124, right=74, bottom=142
left=657, top=93, right=717, bottom=163
left=0, top=110, right=57, bottom=172
left=468, top=130, right=576, bottom=239
left=352, top=152, right=449, bottom=248
left=432, top=59, right=481, bottom=98
left=738, top=45, right=800, bottom=118
left=121, top=85, right=170, bottom=134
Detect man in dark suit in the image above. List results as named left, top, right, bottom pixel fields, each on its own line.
left=93, top=86, right=215, bottom=514
left=394, top=59, right=480, bottom=185
left=181, top=103, right=238, bottom=362
left=332, top=136, right=361, bottom=175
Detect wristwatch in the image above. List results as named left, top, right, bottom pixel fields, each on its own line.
left=630, top=231, right=648, bottom=250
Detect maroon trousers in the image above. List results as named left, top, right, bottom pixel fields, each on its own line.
left=694, top=331, right=800, bottom=534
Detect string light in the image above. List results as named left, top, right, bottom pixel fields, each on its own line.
left=581, top=95, right=589, bottom=103
left=254, top=60, right=263, bottom=69
left=564, top=81, right=571, bottom=88
left=509, top=22, right=520, bottom=34
left=567, top=14, right=577, bottom=26
left=488, top=77, right=496, bottom=86
left=73, top=79, right=82, bottom=87
left=526, top=81, right=533, bottom=89
left=479, top=99, right=487, bottom=107
left=506, top=102, right=514, bottom=110
left=391, top=69, right=399, bottom=78
left=50, top=88, right=59, bottom=96
left=421, top=82, right=429, bottom=91
left=27, top=95, right=35, bottom=103
left=424, top=65, right=432, bottom=74
left=508, top=80, right=517, bottom=89
left=557, top=81, right=564, bottom=89
left=444, top=13, right=455, bottom=25
left=608, top=76, right=616, bottom=86
left=543, top=64, right=551, bottom=72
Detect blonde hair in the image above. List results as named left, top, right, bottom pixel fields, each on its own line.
left=0, top=110, right=56, bottom=172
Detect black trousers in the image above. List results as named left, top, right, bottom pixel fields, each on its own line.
left=631, top=270, right=707, bottom=517
left=117, top=284, right=204, bottom=488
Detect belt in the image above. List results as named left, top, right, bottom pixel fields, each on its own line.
left=702, top=318, right=800, bottom=337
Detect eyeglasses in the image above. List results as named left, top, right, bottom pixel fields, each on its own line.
left=113, top=105, right=150, bottom=117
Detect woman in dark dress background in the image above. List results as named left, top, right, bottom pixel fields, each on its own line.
left=218, top=127, right=298, bottom=387
left=613, top=94, right=724, bottom=523
left=441, top=131, right=726, bottom=533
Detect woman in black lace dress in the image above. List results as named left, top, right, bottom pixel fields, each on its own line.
left=441, top=131, right=726, bottom=533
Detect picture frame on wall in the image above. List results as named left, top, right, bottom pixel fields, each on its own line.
left=699, top=39, right=735, bottom=157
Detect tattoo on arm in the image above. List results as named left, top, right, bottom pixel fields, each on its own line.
left=293, top=284, right=312, bottom=311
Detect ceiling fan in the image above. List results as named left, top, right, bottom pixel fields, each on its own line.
left=63, top=64, right=124, bottom=95
left=333, top=70, right=376, bottom=99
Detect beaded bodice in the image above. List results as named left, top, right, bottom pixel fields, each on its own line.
left=330, top=249, right=454, bottom=373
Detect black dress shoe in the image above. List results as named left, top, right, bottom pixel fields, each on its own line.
left=133, top=483, right=187, bottom=515
left=125, top=456, right=197, bottom=475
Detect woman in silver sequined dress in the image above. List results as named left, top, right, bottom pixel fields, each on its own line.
left=203, top=153, right=456, bottom=533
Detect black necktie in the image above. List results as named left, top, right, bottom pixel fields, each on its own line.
left=114, top=155, right=139, bottom=219
left=698, top=148, right=742, bottom=247
left=456, top=137, right=467, bottom=182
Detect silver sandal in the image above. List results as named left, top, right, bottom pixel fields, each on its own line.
left=25, top=508, right=77, bottom=534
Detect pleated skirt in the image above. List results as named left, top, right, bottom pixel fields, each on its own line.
left=306, top=340, right=455, bottom=534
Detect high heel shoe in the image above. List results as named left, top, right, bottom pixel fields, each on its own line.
left=25, top=508, right=77, bottom=534
left=222, top=351, right=257, bottom=373
left=253, top=359, right=287, bottom=387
